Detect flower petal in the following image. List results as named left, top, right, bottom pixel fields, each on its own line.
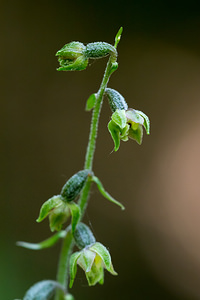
left=85, top=254, right=104, bottom=286
left=111, top=109, right=127, bottom=129
left=126, top=109, right=144, bottom=125
left=49, top=204, right=70, bottom=232
left=77, top=249, right=96, bottom=273
left=128, top=125, right=143, bottom=145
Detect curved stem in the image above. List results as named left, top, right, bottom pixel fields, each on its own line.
left=79, top=57, right=114, bottom=214
left=55, top=53, right=117, bottom=300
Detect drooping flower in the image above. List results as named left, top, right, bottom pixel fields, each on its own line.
left=105, top=88, right=150, bottom=151
left=70, top=242, right=117, bottom=287
left=108, top=108, right=150, bottom=151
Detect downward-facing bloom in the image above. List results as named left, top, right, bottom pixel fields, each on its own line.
left=70, top=242, right=117, bottom=287
left=36, top=195, right=71, bottom=232
left=36, top=170, right=92, bottom=233
left=105, top=88, right=150, bottom=151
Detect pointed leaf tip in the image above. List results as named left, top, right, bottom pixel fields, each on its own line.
left=16, top=231, right=66, bottom=250
left=92, top=176, right=125, bottom=210
left=114, top=27, right=123, bottom=48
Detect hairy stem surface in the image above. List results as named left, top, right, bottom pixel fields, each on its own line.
left=55, top=53, right=117, bottom=300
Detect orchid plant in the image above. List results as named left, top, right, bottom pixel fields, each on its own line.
left=17, top=28, right=150, bottom=300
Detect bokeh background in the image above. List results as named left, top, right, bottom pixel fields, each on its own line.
left=2, top=1, right=200, bottom=299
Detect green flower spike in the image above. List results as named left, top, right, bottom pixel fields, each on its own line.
left=36, top=195, right=80, bottom=234
left=70, top=242, right=117, bottom=287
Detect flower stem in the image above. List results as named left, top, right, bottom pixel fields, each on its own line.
left=79, top=56, right=115, bottom=214
left=55, top=229, right=73, bottom=300
left=55, top=53, right=117, bottom=300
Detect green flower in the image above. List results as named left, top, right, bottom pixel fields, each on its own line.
left=108, top=108, right=150, bottom=151
left=70, top=242, right=117, bottom=287
left=36, top=195, right=80, bottom=233
left=56, top=42, right=88, bottom=71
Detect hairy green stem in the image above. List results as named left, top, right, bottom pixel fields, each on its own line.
left=79, top=56, right=115, bottom=213
left=55, top=53, right=117, bottom=300
left=55, top=229, right=73, bottom=300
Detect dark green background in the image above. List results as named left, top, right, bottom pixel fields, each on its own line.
left=2, top=1, right=200, bottom=299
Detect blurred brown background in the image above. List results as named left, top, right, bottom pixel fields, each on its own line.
left=1, top=1, right=200, bottom=299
